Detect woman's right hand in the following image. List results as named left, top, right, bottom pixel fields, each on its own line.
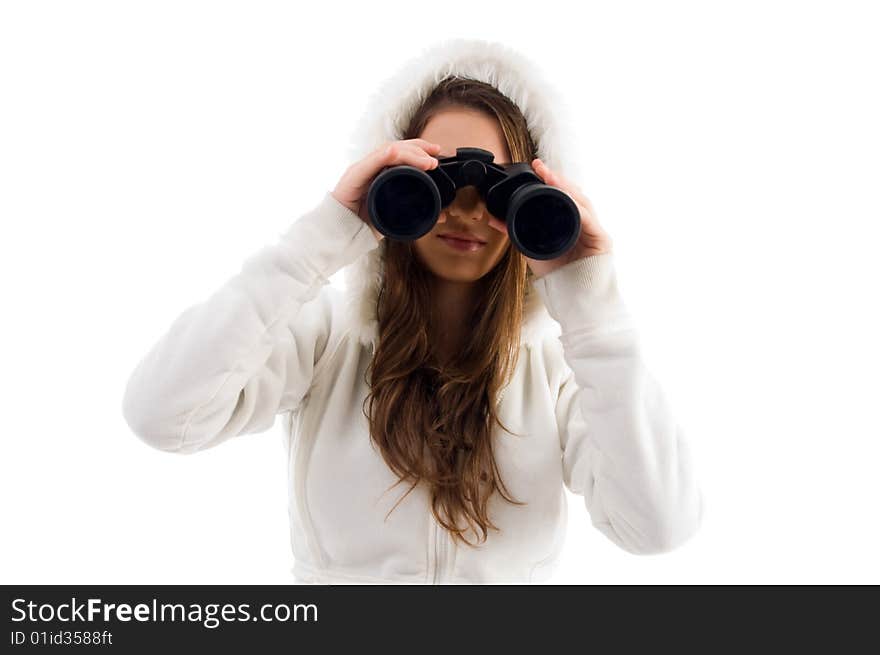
left=331, top=138, right=443, bottom=241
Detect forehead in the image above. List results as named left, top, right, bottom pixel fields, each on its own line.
left=419, top=107, right=512, bottom=164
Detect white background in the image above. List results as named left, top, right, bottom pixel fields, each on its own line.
left=1, top=0, right=878, bottom=584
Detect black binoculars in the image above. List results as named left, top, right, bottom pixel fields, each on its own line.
left=366, top=146, right=580, bottom=260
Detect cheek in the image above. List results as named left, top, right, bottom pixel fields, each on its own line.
left=488, top=237, right=511, bottom=264
left=413, top=236, right=434, bottom=257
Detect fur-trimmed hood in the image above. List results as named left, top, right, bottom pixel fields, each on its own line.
left=341, top=38, right=582, bottom=350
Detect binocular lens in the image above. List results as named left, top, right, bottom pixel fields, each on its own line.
left=512, top=194, right=578, bottom=259
left=371, top=172, right=438, bottom=239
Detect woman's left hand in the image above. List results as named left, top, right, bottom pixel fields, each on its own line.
left=487, top=158, right=613, bottom=278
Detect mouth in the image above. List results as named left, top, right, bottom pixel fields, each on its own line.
left=437, top=235, right=488, bottom=252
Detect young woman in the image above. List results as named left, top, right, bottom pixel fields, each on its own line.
left=122, top=38, right=703, bottom=584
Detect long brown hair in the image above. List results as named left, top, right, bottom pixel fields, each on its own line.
left=362, top=76, right=538, bottom=547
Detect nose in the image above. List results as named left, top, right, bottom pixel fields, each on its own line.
left=445, top=186, right=485, bottom=222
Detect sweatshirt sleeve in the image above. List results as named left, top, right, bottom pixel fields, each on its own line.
left=531, top=253, right=704, bottom=555
left=121, top=191, right=381, bottom=454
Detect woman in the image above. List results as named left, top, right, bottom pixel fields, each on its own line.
left=122, top=38, right=703, bottom=584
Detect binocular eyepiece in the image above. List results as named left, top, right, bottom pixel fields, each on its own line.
left=366, top=147, right=580, bottom=260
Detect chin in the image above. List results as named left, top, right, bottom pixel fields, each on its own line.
left=431, top=267, right=487, bottom=283
left=414, top=242, right=508, bottom=283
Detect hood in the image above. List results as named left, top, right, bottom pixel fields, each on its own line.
left=341, top=37, right=581, bottom=350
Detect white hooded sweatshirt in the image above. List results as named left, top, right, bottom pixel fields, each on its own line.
left=122, top=38, right=703, bottom=584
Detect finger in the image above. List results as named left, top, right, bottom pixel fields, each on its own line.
left=384, top=142, right=439, bottom=169
left=392, top=140, right=443, bottom=164
left=532, top=158, right=564, bottom=188
left=533, top=158, right=575, bottom=187
left=533, top=160, right=574, bottom=205
left=407, top=138, right=444, bottom=154
left=532, top=160, right=605, bottom=236
left=338, top=143, right=441, bottom=209
left=347, top=143, right=435, bottom=191
left=533, top=159, right=591, bottom=208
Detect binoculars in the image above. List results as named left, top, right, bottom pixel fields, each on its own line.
left=366, top=147, right=580, bottom=260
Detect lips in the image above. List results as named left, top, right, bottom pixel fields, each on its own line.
left=437, top=232, right=487, bottom=244
left=437, top=234, right=487, bottom=252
